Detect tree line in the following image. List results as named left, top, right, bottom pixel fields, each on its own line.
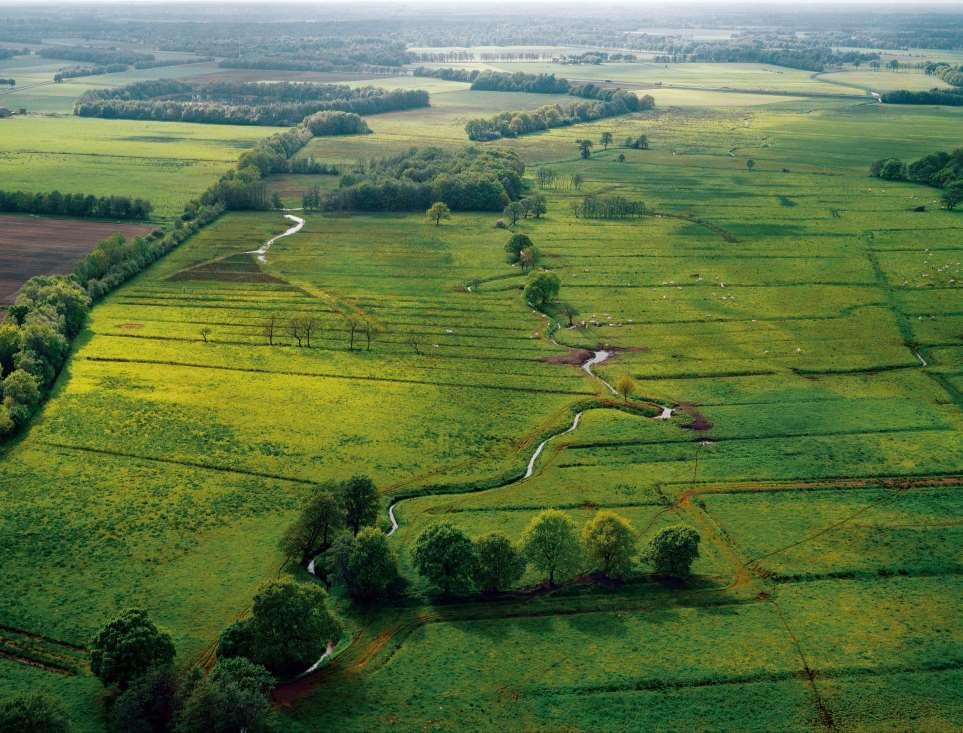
left=75, top=79, right=429, bottom=126
left=573, top=194, right=647, bottom=219
left=882, top=63, right=963, bottom=106
left=0, top=190, right=152, bottom=220
left=0, top=78, right=15, bottom=86
left=38, top=44, right=154, bottom=66
left=53, top=63, right=127, bottom=82
left=466, top=92, right=654, bottom=141
left=870, top=148, right=963, bottom=210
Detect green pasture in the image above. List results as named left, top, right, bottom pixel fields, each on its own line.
left=0, top=116, right=280, bottom=218
left=0, top=62, right=960, bottom=732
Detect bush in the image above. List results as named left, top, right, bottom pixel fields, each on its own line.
left=646, top=525, right=701, bottom=578
left=90, top=609, right=175, bottom=689
left=0, top=693, right=71, bottom=733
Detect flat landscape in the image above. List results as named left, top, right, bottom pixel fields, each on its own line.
left=0, top=4, right=960, bottom=732
left=0, top=214, right=153, bottom=303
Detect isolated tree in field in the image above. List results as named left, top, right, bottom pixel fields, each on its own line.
left=0, top=694, right=70, bottom=733
left=413, top=523, right=477, bottom=595
left=600, top=131, right=613, bottom=150
left=618, top=152, right=626, bottom=162
left=746, top=159, right=755, bottom=172
left=505, top=233, right=533, bottom=263
left=616, top=374, right=635, bottom=402
left=504, top=201, right=524, bottom=226
left=577, top=139, right=593, bottom=159
left=271, top=191, right=283, bottom=210
left=561, top=302, right=580, bottom=327
left=90, top=608, right=175, bottom=689
left=332, top=527, right=401, bottom=600
left=174, top=657, right=274, bottom=733
left=524, top=272, right=561, bottom=309
left=518, top=246, right=540, bottom=273
left=646, top=524, right=701, bottom=578
left=199, top=327, right=212, bottom=343
left=217, top=579, right=340, bottom=677
left=519, top=197, right=532, bottom=219
left=528, top=193, right=547, bottom=218
left=941, top=180, right=963, bottom=210
left=426, top=201, right=451, bottom=226
left=571, top=173, right=585, bottom=190
left=288, top=317, right=304, bottom=347
left=582, top=510, right=638, bottom=579
left=522, top=509, right=582, bottom=586
left=473, top=533, right=526, bottom=593
left=339, top=474, right=379, bottom=534
left=279, top=485, right=343, bottom=565
left=262, top=314, right=278, bottom=346
left=302, top=185, right=322, bottom=210
left=362, top=317, right=380, bottom=351
left=346, top=315, right=361, bottom=350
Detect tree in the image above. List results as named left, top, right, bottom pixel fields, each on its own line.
left=600, top=131, right=613, bottom=150
left=110, top=664, right=177, bottom=733
left=279, top=486, right=343, bottom=565
left=288, top=317, right=304, bottom=347
left=173, top=659, right=274, bottom=733
left=571, top=173, right=584, bottom=190
left=199, top=327, right=211, bottom=343
left=0, top=694, right=70, bottom=733
left=528, top=193, right=547, bottom=218
left=746, top=159, right=755, bottom=172
left=941, top=180, right=963, bottom=210
left=339, top=474, right=379, bottom=534
left=518, top=246, right=539, bottom=273
left=262, top=314, right=277, bottom=346
left=271, top=192, right=283, bottom=210
left=505, top=233, right=533, bottom=263
left=0, top=323, right=21, bottom=376
left=521, top=510, right=582, bottom=586
left=646, top=525, right=701, bottom=578
left=474, top=533, right=526, bottom=593
left=412, top=523, right=477, bottom=595
left=426, top=201, right=451, bottom=226
left=216, top=579, right=340, bottom=677
left=2, top=369, right=40, bottom=409
left=581, top=511, right=637, bottom=579
left=616, top=374, right=635, bottom=402
left=362, top=318, right=379, bottom=351
left=503, top=201, right=524, bottom=226
left=346, top=315, right=361, bottom=350
left=561, top=302, right=580, bottom=327
left=524, top=272, right=560, bottom=309
left=618, top=153, right=626, bottom=162
left=333, top=527, right=401, bottom=600
left=878, top=158, right=906, bottom=180
left=90, top=609, right=175, bottom=689
left=577, top=139, right=593, bottom=159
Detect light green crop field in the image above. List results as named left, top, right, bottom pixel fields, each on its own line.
left=0, top=116, right=280, bottom=218
left=0, top=61, right=961, bottom=733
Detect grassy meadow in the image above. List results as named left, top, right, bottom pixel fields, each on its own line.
left=0, top=55, right=961, bottom=731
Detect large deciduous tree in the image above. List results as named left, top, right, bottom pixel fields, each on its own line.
left=521, top=510, right=582, bottom=586
left=646, top=525, right=701, bottom=578
left=89, top=609, right=175, bottom=689
left=412, top=523, right=477, bottom=596
left=473, top=533, right=526, bottom=593
left=581, top=511, right=637, bottom=579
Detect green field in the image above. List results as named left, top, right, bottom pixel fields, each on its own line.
left=1, top=48, right=961, bottom=733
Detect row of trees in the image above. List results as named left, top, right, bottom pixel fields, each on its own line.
left=412, top=511, right=702, bottom=594
left=502, top=194, right=547, bottom=226
left=53, top=63, right=127, bottom=81
left=870, top=148, right=963, bottom=209
left=0, top=189, right=152, bottom=220
left=39, top=44, right=154, bottom=65
left=572, top=194, right=647, bottom=219
left=76, top=80, right=429, bottom=126
left=0, top=77, right=14, bottom=85
left=465, top=92, right=654, bottom=141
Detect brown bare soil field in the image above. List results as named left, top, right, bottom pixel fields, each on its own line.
left=0, top=214, right=153, bottom=304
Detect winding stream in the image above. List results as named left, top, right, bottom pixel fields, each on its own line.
left=246, top=213, right=304, bottom=263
